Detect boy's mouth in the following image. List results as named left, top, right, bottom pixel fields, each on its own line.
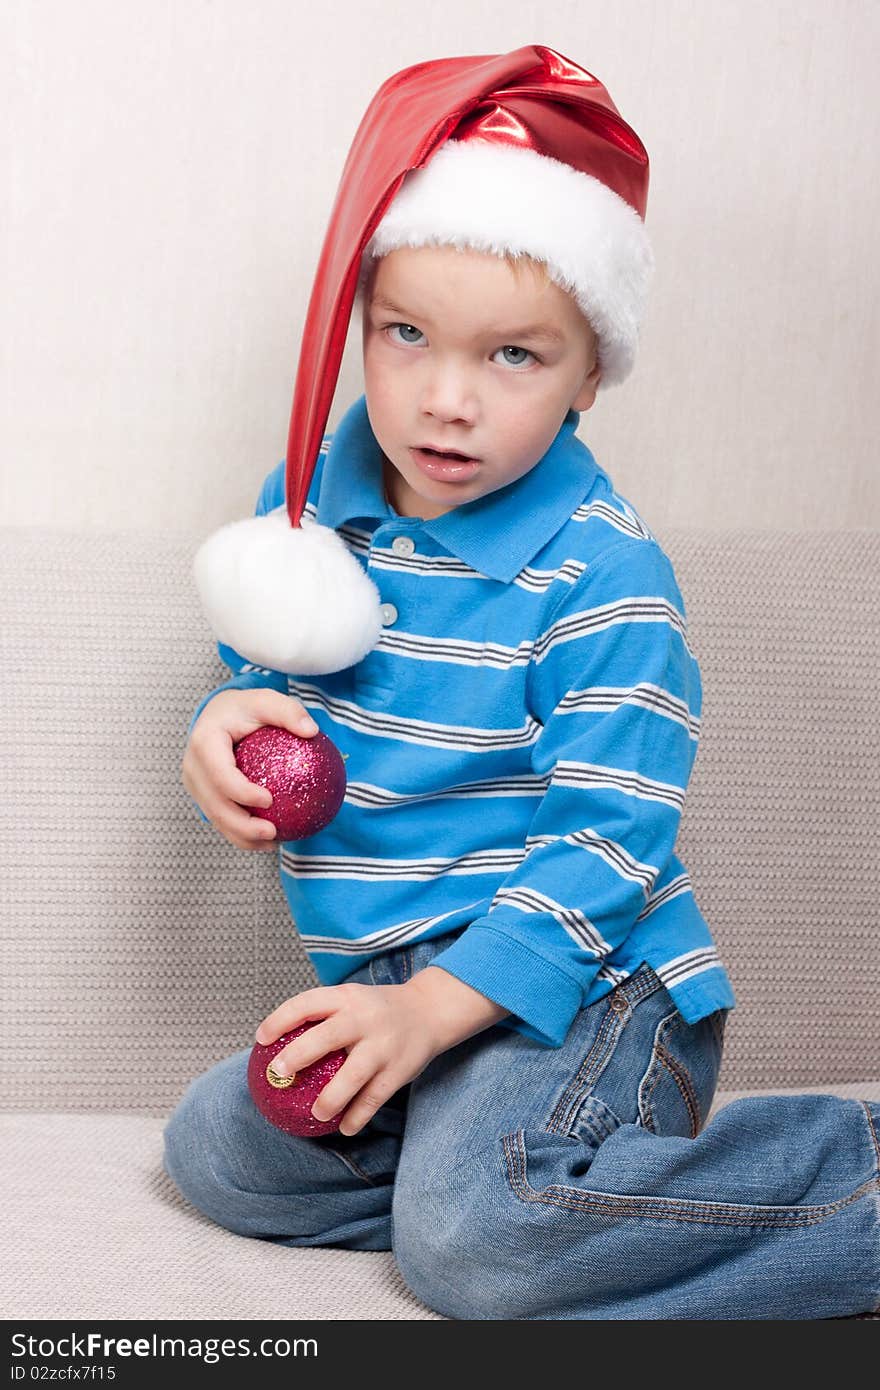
left=410, top=445, right=481, bottom=482
left=417, top=444, right=478, bottom=461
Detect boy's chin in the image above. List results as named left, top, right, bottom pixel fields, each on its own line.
left=400, top=474, right=484, bottom=518
left=383, top=460, right=466, bottom=515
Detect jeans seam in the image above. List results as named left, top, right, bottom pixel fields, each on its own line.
left=319, top=1143, right=380, bottom=1187
left=860, top=1101, right=880, bottom=1176
left=546, top=966, right=665, bottom=1136
left=638, top=1012, right=676, bottom=1134
left=654, top=1041, right=700, bottom=1137
left=503, top=1129, right=880, bottom=1227
left=640, top=1025, right=702, bottom=1139
left=547, top=1001, right=625, bottom=1134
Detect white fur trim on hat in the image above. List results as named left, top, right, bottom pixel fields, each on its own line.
left=193, top=511, right=384, bottom=674
left=358, top=138, right=654, bottom=389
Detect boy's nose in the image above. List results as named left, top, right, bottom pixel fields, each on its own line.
left=420, top=364, right=477, bottom=424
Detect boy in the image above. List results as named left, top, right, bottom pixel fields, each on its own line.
left=165, top=48, right=879, bottom=1319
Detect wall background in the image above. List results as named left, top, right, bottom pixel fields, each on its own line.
left=2, top=0, right=878, bottom=537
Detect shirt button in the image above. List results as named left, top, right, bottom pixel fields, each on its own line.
left=380, top=602, right=398, bottom=626
left=392, top=535, right=415, bottom=558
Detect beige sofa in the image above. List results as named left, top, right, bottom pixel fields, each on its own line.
left=1, top=525, right=878, bottom=1321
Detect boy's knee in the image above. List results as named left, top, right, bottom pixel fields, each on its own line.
left=393, top=1142, right=611, bottom=1319
left=394, top=1184, right=515, bottom=1318
left=393, top=1154, right=516, bottom=1317
left=162, top=1048, right=254, bottom=1224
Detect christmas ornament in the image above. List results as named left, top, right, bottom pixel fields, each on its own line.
left=234, top=725, right=346, bottom=841
left=247, top=1022, right=347, bottom=1137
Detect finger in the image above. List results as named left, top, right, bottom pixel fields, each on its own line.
left=218, top=802, right=278, bottom=844
left=188, top=755, right=276, bottom=851
left=306, top=1051, right=373, bottom=1126
left=249, top=690, right=320, bottom=739
left=238, top=833, right=279, bottom=853
left=215, top=828, right=277, bottom=853
left=268, top=1036, right=351, bottom=1089
left=316, top=1068, right=395, bottom=1135
left=228, top=773, right=274, bottom=809
left=199, top=690, right=318, bottom=743
left=189, top=728, right=274, bottom=810
left=205, top=810, right=276, bottom=853
left=216, top=751, right=275, bottom=809
left=255, top=990, right=340, bottom=1047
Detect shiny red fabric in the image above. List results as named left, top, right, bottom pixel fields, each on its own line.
left=284, top=44, right=650, bottom=527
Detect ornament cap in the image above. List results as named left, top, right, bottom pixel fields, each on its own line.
left=266, top=1062, right=297, bottom=1089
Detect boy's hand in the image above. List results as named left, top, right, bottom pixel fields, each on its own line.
left=254, top=980, right=449, bottom=1136
left=182, top=688, right=319, bottom=852
left=255, top=969, right=510, bottom=1136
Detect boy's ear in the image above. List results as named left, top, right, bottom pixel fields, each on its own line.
left=571, top=357, right=602, bottom=412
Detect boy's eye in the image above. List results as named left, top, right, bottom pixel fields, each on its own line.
left=493, top=345, right=536, bottom=369
left=382, top=323, right=538, bottom=368
left=386, top=323, right=424, bottom=345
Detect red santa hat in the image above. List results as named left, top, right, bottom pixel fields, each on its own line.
left=194, top=44, right=654, bottom=675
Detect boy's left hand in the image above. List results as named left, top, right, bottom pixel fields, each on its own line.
left=254, top=979, right=446, bottom=1137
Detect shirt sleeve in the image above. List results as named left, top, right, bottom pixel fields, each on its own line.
left=186, top=448, right=328, bottom=823
left=426, top=538, right=703, bottom=1047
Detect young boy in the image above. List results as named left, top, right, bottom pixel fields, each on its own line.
left=164, top=48, right=880, bottom=1319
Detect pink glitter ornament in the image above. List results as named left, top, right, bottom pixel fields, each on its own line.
left=233, top=724, right=346, bottom=841
left=247, top=1022, right=348, bottom=1137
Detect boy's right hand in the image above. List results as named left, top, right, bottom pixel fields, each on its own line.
left=182, top=689, right=319, bottom=852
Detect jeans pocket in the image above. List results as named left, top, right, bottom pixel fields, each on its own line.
left=637, top=1007, right=726, bottom=1139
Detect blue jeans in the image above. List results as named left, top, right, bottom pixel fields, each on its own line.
left=162, top=929, right=880, bottom=1319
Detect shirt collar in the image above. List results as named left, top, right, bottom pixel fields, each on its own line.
left=316, top=393, right=599, bottom=583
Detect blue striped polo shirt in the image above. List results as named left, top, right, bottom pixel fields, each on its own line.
left=189, top=392, right=736, bottom=1047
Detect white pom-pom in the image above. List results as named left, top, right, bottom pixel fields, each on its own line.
left=193, top=512, right=384, bottom=674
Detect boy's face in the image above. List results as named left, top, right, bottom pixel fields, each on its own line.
left=361, top=245, right=601, bottom=520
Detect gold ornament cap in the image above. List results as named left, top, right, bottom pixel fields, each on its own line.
left=266, top=1061, right=297, bottom=1089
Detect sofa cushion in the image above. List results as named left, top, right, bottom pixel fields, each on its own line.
left=2, top=1089, right=878, bottom=1321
